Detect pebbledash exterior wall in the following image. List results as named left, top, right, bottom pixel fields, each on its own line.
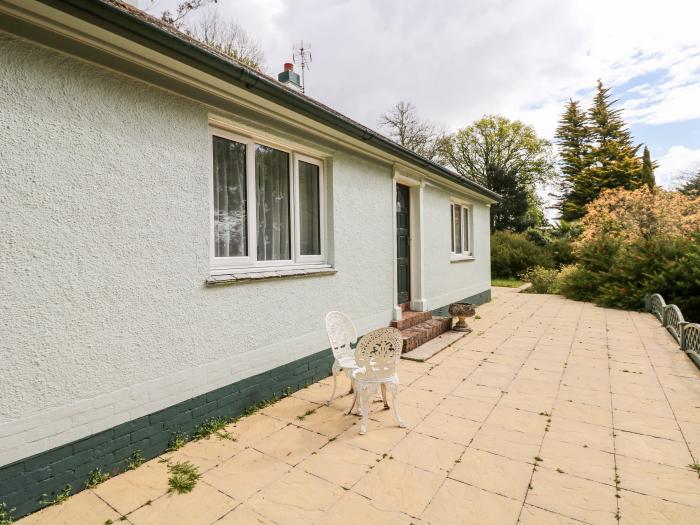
left=0, top=32, right=491, bottom=517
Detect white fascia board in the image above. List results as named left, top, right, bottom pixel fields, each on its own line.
left=2, top=0, right=498, bottom=203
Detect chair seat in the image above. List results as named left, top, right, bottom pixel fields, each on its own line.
left=352, top=372, right=398, bottom=385
left=338, top=356, right=358, bottom=369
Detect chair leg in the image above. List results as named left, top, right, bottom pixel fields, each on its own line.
left=380, top=383, right=389, bottom=409
left=327, top=363, right=340, bottom=406
left=346, top=388, right=358, bottom=415
left=358, top=385, right=370, bottom=435
left=389, top=383, right=405, bottom=428
left=346, top=379, right=358, bottom=415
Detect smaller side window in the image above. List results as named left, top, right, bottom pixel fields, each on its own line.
left=451, top=203, right=473, bottom=258
left=452, top=204, right=462, bottom=253
left=462, top=206, right=471, bottom=256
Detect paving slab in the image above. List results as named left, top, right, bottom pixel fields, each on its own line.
left=16, top=290, right=700, bottom=525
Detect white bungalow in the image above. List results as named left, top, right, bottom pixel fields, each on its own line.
left=0, top=0, right=499, bottom=516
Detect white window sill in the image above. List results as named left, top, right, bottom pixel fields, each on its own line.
left=206, top=265, right=336, bottom=286
left=450, top=254, right=475, bottom=263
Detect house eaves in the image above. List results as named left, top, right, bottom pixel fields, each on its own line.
left=13, top=0, right=502, bottom=203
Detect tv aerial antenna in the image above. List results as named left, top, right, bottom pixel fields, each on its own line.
left=293, top=41, right=312, bottom=94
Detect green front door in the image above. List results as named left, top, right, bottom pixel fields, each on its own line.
left=396, top=184, right=410, bottom=305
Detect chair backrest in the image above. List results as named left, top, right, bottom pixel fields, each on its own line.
left=354, top=327, right=403, bottom=382
left=325, top=311, right=358, bottom=361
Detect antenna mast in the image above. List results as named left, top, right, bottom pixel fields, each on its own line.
left=293, top=41, right=312, bottom=94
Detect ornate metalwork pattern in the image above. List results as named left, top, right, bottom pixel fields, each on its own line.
left=325, top=311, right=358, bottom=406
left=664, top=305, right=685, bottom=344
left=326, top=311, right=357, bottom=361
left=354, top=327, right=403, bottom=382
left=646, top=294, right=699, bottom=372
left=649, top=293, right=666, bottom=322
left=682, top=323, right=700, bottom=358
left=353, top=327, right=406, bottom=434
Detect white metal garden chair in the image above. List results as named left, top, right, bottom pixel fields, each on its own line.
left=325, top=311, right=359, bottom=407
left=352, top=327, right=406, bottom=435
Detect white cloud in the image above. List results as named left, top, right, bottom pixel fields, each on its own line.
left=144, top=0, right=700, bottom=140
left=656, top=145, right=700, bottom=188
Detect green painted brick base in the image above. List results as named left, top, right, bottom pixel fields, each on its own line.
left=0, top=289, right=491, bottom=520
left=0, top=348, right=334, bottom=519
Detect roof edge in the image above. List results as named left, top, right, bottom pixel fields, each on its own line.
left=32, top=0, right=501, bottom=202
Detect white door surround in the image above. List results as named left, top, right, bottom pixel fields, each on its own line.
left=392, top=168, right=426, bottom=321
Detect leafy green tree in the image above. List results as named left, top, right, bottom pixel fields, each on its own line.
left=443, top=115, right=555, bottom=186
left=442, top=115, right=554, bottom=227
left=486, top=165, right=530, bottom=232
left=640, top=146, right=656, bottom=188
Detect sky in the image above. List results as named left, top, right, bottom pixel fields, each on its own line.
left=143, top=0, right=700, bottom=189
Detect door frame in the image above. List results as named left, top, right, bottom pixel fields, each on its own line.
left=392, top=167, right=425, bottom=321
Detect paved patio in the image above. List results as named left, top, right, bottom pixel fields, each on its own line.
left=18, top=289, right=700, bottom=524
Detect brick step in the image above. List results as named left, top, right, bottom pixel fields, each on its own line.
left=400, top=316, right=452, bottom=353
left=390, top=310, right=433, bottom=330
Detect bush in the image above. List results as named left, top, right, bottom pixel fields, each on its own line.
left=647, top=237, right=700, bottom=322
left=491, top=231, right=553, bottom=278
left=558, top=188, right=700, bottom=321
left=521, top=266, right=560, bottom=294
left=548, top=237, right=576, bottom=267
left=556, top=264, right=598, bottom=302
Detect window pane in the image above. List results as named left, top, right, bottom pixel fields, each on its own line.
left=463, top=208, right=469, bottom=253
left=255, top=144, right=291, bottom=261
left=450, top=205, right=455, bottom=252
left=213, top=136, right=247, bottom=258
left=299, top=160, right=321, bottom=255
left=453, top=204, right=462, bottom=253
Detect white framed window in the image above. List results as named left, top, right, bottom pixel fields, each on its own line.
left=294, top=153, right=326, bottom=264
left=209, top=127, right=326, bottom=272
left=450, top=202, right=473, bottom=259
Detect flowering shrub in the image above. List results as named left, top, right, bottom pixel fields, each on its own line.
left=576, top=187, right=700, bottom=246
left=558, top=188, right=700, bottom=321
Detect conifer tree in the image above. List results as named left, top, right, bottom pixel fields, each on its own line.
left=640, top=146, right=656, bottom=188
left=557, top=80, right=644, bottom=220
left=678, top=169, right=700, bottom=196
left=555, top=99, right=589, bottom=221
left=585, top=80, right=643, bottom=190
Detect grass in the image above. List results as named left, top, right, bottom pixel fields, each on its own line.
left=40, top=485, right=71, bottom=507
left=167, top=432, right=189, bottom=452
left=167, top=461, right=201, bottom=494
left=296, top=409, right=316, bottom=421
left=688, top=462, right=700, bottom=475
left=126, top=450, right=144, bottom=470
left=85, top=468, right=110, bottom=489
left=491, top=278, right=525, bottom=288
left=192, top=416, right=234, bottom=441
left=243, top=393, right=285, bottom=417
left=0, top=503, right=14, bottom=525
